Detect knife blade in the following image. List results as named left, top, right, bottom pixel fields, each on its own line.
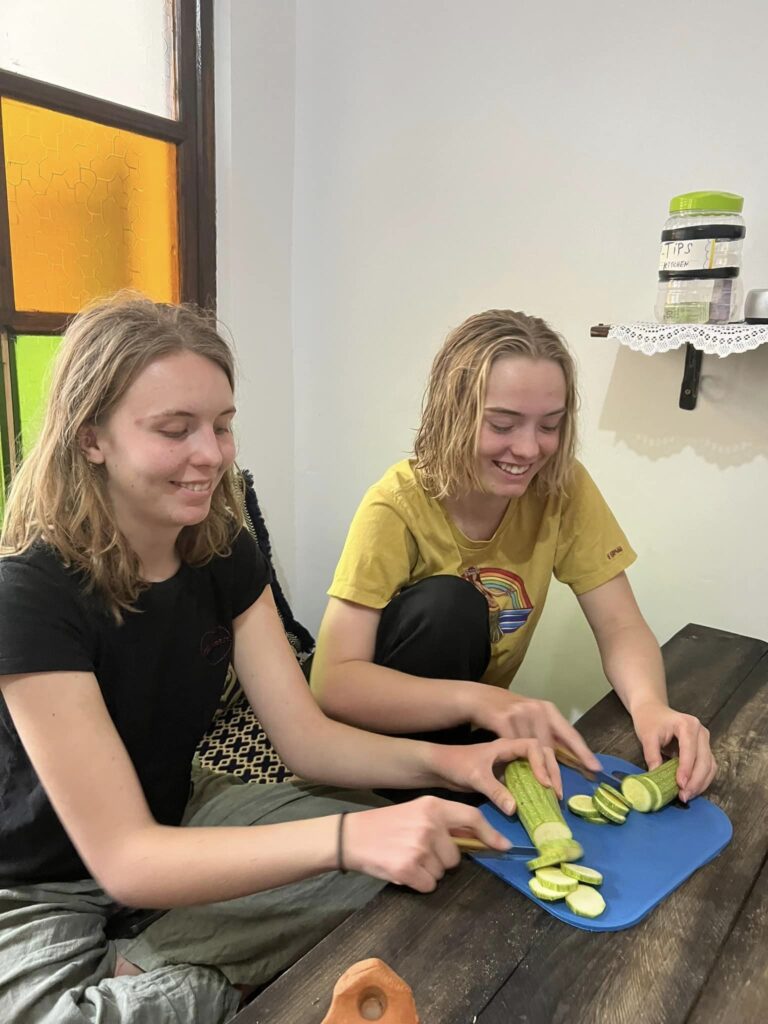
left=554, top=746, right=627, bottom=790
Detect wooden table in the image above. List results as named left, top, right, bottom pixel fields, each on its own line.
left=237, top=624, right=768, bottom=1024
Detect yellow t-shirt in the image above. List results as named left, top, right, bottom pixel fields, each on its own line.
left=329, top=459, right=636, bottom=687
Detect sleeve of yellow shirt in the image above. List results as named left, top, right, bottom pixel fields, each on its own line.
left=553, top=462, right=637, bottom=596
left=328, top=485, right=418, bottom=608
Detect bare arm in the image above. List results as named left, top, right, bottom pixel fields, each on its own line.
left=310, top=596, right=599, bottom=768
left=1, top=586, right=559, bottom=907
left=310, top=597, right=481, bottom=734
left=0, top=669, right=343, bottom=908
left=578, top=572, right=716, bottom=799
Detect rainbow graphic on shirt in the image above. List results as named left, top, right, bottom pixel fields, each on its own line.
left=461, top=566, right=534, bottom=644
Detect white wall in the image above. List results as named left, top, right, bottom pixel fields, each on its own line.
left=215, top=0, right=297, bottom=588
left=287, top=0, right=768, bottom=719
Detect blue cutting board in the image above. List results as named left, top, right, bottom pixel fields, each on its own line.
left=474, top=754, right=732, bottom=931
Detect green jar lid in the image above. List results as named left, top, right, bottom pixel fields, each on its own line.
left=669, top=190, right=744, bottom=214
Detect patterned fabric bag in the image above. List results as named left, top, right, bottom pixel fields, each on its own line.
left=195, top=470, right=314, bottom=783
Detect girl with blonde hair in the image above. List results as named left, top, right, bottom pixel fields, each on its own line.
left=0, top=296, right=559, bottom=1023
left=312, top=309, right=716, bottom=803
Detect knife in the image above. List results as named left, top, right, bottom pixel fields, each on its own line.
left=554, top=746, right=628, bottom=790
left=453, top=836, right=537, bottom=860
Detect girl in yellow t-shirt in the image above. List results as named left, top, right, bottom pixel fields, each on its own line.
left=311, top=309, right=716, bottom=803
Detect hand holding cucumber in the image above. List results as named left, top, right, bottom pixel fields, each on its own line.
left=630, top=700, right=717, bottom=802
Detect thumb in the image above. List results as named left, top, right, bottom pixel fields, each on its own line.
left=640, top=731, right=663, bottom=772
left=476, top=775, right=516, bottom=819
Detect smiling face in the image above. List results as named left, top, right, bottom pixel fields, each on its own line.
left=82, top=349, right=237, bottom=550
left=475, top=355, right=567, bottom=498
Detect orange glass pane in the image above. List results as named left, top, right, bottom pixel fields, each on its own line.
left=3, top=98, right=179, bottom=313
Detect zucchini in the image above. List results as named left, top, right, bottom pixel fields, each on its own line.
left=504, top=760, right=572, bottom=848
left=621, top=758, right=679, bottom=813
left=560, top=862, right=603, bottom=886
left=528, top=877, right=566, bottom=902
left=596, top=782, right=630, bottom=811
left=565, top=884, right=606, bottom=918
left=567, top=795, right=597, bottom=817
left=534, top=868, right=578, bottom=894
left=526, top=839, right=584, bottom=871
left=592, top=788, right=628, bottom=824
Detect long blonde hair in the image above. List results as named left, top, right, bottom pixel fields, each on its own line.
left=414, top=309, right=578, bottom=500
left=1, top=294, right=244, bottom=619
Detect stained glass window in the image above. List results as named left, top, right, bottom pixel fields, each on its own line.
left=14, top=334, right=62, bottom=454
left=0, top=0, right=175, bottom=119
left=3, top=98, right=179, bottom=314
left=0, top=1, right=214, bottom=516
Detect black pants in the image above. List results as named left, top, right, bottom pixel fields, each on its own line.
left=373, top=574, right=495, bottom=804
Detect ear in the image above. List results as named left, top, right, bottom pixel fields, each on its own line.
left=78, top=425, right=106, bottom=465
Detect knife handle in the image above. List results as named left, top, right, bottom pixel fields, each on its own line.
left=554, top=745, right=597, bottom=781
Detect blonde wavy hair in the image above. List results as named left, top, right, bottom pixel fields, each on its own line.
left=1, top=293, right=244, bottom=620
left=414, top=309, right=578, bottom=500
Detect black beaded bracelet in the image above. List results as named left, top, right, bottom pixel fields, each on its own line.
left=337, top=812, right=348, bottom=874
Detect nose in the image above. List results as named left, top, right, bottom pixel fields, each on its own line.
left=508, top=425, right=540, bottom=461
left=191, top=425, right=226, bottom=468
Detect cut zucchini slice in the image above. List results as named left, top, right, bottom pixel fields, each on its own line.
left=592, top=788, right=628, bottom=824
left=526, top=839, right=583, bottom=871
left=621, top=776, right=654, bottom=812
left=567, top=794, right=597, bottom=817
left=566, top=883, right=606, bottom=918
left=560, top=862, right=603, bottom=886
left=528, top=877, right=566, bottom=902
left=596, top=782, right=630, bottom=811
left=534, top=868, right=579, bottom=894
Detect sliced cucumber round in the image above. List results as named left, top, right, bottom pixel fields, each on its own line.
left=528, top=877, right=566, bottom=902
left=596, top=782, right=631, bottom=811
left=566, top=883, right=606, bottom=918
left=621, top=776, right=654, bottom=812
left=534, top=867, right=579, bottom=893
left=592, top=788, right=628, bottom=824
left=560, top=862, right=603, bottom=886
left=567, top=794, right=597, bottom=817
left=526, top=839, right=584, bottom=871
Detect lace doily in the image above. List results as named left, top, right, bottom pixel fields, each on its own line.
left=608, top=322, right=768, bottom=358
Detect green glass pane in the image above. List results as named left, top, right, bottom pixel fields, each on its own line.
left=15, top=335, right=62, bottom=454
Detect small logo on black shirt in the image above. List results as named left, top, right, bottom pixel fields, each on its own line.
left=201, top=626, right=233, bottom=665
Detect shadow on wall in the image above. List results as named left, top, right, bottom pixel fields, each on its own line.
left=598, top=342, right=768, bottom=467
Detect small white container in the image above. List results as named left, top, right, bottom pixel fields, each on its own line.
left=655, top=191, right=745, bottom=324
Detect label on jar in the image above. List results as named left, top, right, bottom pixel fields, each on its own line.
left=659, top=237, right=740, bottom=272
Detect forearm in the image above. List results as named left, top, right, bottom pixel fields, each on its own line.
left=595, top=619, right=668, bottom=715
left=312, top=658, right=479, bottom=733
left=102, top=815, right=340, bottom=909
left=280, top=705, right=452, bottom=792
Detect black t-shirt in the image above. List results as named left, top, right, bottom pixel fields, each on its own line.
left=0, top=529, right=269, bottom=886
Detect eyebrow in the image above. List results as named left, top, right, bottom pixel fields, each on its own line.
left=149, top=407, right=237, bottom=419
left=485, top=406, right=566, bottom=418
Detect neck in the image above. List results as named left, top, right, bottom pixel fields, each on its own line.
left=116, top=517, right=183, bottom=581
left=442, top=490, right=511, bottom=542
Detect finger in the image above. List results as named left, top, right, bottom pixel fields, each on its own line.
left=447, top=806, right=512, bottom=849
left=543, top=745, right=563, bottom=799
left=525, top=739, right=561, bottom=793
left=551, top=720, right=600, bottom=772
left=680, top=729, right=713, bottom=800
left=640, top=731, right=663, bottom=772
left=673, top=723, right=698, bottom=792
left=404, top=863, right=440, bottom=894
left=477, top=774, right=516, bottom=818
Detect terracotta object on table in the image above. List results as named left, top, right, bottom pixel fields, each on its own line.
left=319, top=957, right=420, bottom=1023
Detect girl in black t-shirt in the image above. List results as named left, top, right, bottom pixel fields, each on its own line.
left=0, top=295, right=561, bottom=1023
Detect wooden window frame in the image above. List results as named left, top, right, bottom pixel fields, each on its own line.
left=0, top=0, right=216, bottom=479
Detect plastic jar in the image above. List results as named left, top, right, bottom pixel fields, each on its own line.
left=654, top=191, right=745, bottom=324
